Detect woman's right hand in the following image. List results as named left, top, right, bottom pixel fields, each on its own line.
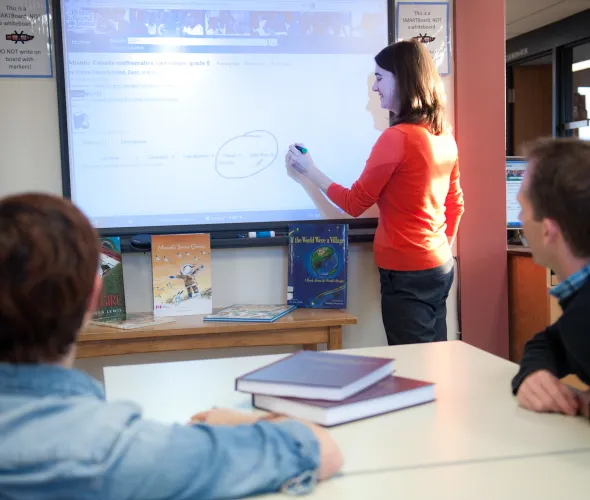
left=285, top=144, right=332, bottom=192
left=285, top=152, right=310, bottom=186
left=286, top=144, right=316, bottom=176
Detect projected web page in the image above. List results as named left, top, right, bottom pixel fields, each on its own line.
left=506, top=159, right=526, bottom=228
left=61, top=0, right=389, bottom=229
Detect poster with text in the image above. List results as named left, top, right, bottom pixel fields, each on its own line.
left=0, top=0, right=52, bottom=77
left=396, top=1, right=450, bottom=76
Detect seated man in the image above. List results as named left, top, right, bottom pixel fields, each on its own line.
left=512, top=138, right=590, bottom=416
left=0, top=194, right=342, bottom=498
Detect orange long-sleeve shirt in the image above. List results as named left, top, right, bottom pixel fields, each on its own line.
left=327, top=124, right=464, bottom=271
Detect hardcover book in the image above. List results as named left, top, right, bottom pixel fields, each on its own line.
left=236, top=350, right=394, bottom=401
left=204, top=304, right=296, bottom=323
left=93, top=237, right=126, bottom=320
left=253, top=375, right=435, bottom=427
left=287, top=224, right=348, bottom=309
left=151, top=234, right=212, bottom=317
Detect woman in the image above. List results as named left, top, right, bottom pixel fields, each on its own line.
left=285, top=39, right=464, bottom=345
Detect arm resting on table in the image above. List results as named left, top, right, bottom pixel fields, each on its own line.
left=106, top=418, right=339, bottom=500
left=511, top=324, right=569, bottom=394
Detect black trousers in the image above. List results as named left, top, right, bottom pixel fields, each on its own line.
left=379, top=258, right=455, bottom=345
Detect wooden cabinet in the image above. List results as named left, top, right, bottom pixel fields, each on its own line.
left=507, top=246, right=560, bottom=363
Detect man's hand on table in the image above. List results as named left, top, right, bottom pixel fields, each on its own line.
left=517, top=370, right=580, bottom=416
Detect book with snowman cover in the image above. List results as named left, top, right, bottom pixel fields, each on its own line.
left=151, top=234, right=212, bottom=317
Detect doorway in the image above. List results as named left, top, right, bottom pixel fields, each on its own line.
left=508, top=54, right=553, bottom=155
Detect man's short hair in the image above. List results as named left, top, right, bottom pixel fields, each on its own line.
left=525, top=137, right=590, bottom=258
left=0, top=194, right=99, bottom=363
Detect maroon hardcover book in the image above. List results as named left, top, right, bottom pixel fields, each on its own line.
left=235, top=351, right=394, bottom=401
left=253, top=375, right=435, bottom=426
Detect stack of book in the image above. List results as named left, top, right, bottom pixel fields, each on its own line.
left=235, top=351, right=435, bottom=427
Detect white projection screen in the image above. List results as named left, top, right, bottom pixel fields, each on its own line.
left=55, top=0, right=391, bottom=233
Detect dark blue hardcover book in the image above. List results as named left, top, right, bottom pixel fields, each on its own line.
left=287, top=224, right=348, bottom=309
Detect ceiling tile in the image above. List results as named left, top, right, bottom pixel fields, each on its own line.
left=506, top=0, right=563, bottom=24
left=506, top=0, right=590, bottom=39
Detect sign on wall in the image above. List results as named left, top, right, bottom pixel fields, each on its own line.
left=0, top=0, right=52, bottom=78
left=396, top=1, right=450, bottom=76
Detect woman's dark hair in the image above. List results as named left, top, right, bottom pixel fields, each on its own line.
left=375, top=39, right=449, bottom=135
left=0, top=194, right=100, bottom=363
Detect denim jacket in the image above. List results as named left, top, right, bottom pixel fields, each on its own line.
left=0, top=364, right=320, bottom=499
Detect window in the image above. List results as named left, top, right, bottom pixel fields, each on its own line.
left=571, top=43, right=590, bottom=140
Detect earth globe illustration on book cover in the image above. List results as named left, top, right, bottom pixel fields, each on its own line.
left=311, top=246, right=339, bottom=276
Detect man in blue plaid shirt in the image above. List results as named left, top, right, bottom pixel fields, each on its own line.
left=512, top=138, right=590, bottom=415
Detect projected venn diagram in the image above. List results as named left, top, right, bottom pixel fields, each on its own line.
left=215, top=130, right=279, bottom=179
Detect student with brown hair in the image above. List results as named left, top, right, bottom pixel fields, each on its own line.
left=285, top=39, right=464, bottom=345
left=512, top=138, right=590, bottom=416
left=0, top=193, right=342, bottom=499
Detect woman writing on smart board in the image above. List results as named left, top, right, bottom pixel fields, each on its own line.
left=285, top=39, right=464, bottom=345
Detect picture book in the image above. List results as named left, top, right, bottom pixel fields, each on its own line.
left=204, top=304, right=296, bottom=323
left=287, top=224, right=348, bottom=309
left=93, top=237, right=126, bottom=320
left=90, top=312, right=175, bottom=330
left=151, top=234, right=212, bottom=317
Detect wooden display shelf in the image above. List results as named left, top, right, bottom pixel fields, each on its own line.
left=78, top=308, right=357, bottom=358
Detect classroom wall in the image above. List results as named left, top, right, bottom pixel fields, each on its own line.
left=0, top=1, right=459, bottom=381
left=454, top=0, right=509, bottom=357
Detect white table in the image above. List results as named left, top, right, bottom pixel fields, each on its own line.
left=104, top=341, right=590, bottom=476
left=263, top=450, right=590, bottom=499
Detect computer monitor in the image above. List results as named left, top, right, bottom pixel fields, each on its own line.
left=506, top=157, right=527, bottom=229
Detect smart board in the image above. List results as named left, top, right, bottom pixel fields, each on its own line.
left=56, top=0, right=390, bottom=232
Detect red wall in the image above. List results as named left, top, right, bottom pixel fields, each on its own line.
left=454, top=0, right=509, bottom=357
